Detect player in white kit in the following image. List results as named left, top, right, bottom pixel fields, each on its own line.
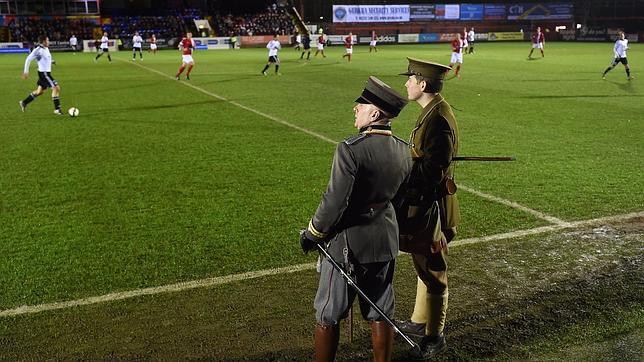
left=132, top=32, right=143, bottom=60
left=94, top=32, right=112, bottom=62
left=19, top=35, right=64, bottom=115
left=603, top=31, right=633, bottom=80
left=261, top=35, right=281, bottom=75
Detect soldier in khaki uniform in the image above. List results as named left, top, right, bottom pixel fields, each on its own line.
left=395, top=58, right=460, bottom=360
left=300, top=76, right=412, bottom=362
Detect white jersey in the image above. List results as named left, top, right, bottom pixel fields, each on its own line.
left=614, top=39, right=628, bottom=58
left=24, top=45, right=53, bottom=73
left=467, top=30, right=475, bottom=42
left=296, top=34, right=302, bottom=43
left=267, top=40, right=281, bottom=57
left=100, top=36, right=109, bottom=49
left=69, top=36, right=77, bottom=46
left=133, top=35, right=143, bottom=48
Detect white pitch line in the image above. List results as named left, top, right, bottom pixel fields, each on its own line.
left=127, top=59, right=565, bottom=225
left=0, top=262, right=316, bottom=318
left=124, top=60, right=337, bottom=144
left=451, top=210, right=643, bottom=247
left=458, top=185, right=569, bottom=225
left=2, top=210, right=641, bottom=318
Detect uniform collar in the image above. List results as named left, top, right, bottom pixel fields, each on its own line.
left=360, top=124, right=392, bottom=135
left=417, top=93, right=444, bottom=123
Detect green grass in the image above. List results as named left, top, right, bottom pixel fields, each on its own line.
left=0, top=41, right=642, bottom=335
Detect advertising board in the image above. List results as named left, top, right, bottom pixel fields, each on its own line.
left=333, top=5, right=410, bottom=23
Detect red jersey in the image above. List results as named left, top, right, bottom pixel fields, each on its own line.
left=451, top=39, right=462, bottom=53
left=318, top=35, right=325, bottom=44
left=180, top=38, right=194, bottom=55
left=150, top=36, right=156, bottom=44
left=531, top=32, right=544, bottom=44
left=344, top=36, right=352, bottom=48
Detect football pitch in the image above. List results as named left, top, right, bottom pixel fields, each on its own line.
left=1, top=42, right=642, bottom=360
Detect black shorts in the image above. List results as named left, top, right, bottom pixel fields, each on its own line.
left=268, top=55, right=279, bottom=63
left=37, top=71, right=58, bottom=89
left=133, top=46, right=142, bottom=51
left=101, top=48, right=109, bottom=53
left=612, top=57, right=628, bottom=66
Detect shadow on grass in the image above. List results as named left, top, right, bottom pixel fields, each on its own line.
left=79, top=99, right=228, bottom=117
left=233, top=255, right=642, bottom=361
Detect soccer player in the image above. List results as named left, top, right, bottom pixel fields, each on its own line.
left=94, top=32, right=112, bottom=62
left=449, top=33, right=464, bottom=78
left=369, top=30, right=378, bottom=53
left=149, top=34, right=158, bottom=54
left=315, top=32, right=326, bottom=58
left=69, top=34, right=77, bottom=54
left=603, top=31, right=633, bottom=80
left=261, top=35, right=281, bottom=75
left=342, top=32, right=353, bottom=62
left=300, top=32, right=311, bottom=60
left=19, top=35, right=64, bottom=115
left=462, top=27, right=469, bottom=54
left=528, top=26, right=545, bottom=59
left=132, top=31, right=143, bottom=60
left=175, top=32, right=195, bottom=80
left=294, top=31, right=302, bottom=51
left=467, top=27, right=475, bottom=54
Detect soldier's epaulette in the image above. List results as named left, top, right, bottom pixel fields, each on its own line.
left=344, top=133, right=368, bottom=145
left=392, top=134, right=409, bottom=145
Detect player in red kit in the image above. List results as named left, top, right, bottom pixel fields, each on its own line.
left=528, top=26, right=545, bottom=59
left=369, top=30, right=378, bottom=53
left=462, top=27, right=469, bottom=54
left=449, top=33, right=464, bottom=78
left=176, top=32, right=195, bottom=81
left=315, top=33, right=327, bottom=58
left=342, top=32, right=353, bottom=62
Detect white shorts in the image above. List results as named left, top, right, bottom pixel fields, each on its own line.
left=182, top=55, right=194, bottom=63
left=150, top=44, right=157, bottom=50
left=346, top=48, right=353, bottom=54
left=463, top=40, right=468, bottom=47
left=317, top=43, right=324, bottom=50
left=450, top=52, right=463, bottom=64
left=532, top=43, right=543, bottom=49
left=370, top=40, right=377, bottom=46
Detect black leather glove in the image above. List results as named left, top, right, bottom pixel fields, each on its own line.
left=299, top=229, right=321, bottom=254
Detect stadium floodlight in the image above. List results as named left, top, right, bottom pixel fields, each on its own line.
left=577, top=23, right=582, bottom=29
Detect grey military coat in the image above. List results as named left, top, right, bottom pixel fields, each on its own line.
left=306, top=125, right=413, bottom=264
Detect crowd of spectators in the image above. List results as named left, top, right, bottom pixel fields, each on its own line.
left=109, top=16, right=186, bottom=39
left=215, top=4, right=294, bottom=37
left=8, top=17, right=95, bottom=42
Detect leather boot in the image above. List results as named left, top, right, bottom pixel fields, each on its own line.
left=315, top=323, right=340, bottom=362
left=370, top=321, right=393, bottom=362
left=426, top=292, right=448, bottom=336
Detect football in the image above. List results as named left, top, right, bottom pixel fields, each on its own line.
left=68, top=107, right=79, bottom=117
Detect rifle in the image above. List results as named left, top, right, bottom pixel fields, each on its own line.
left=453, top=156, right=516, bottom=161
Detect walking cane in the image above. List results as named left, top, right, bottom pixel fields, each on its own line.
left=316, top=244, right=421, bottom=353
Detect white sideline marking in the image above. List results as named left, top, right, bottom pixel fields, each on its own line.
left=124, top=60, right=337, bottom=144
left=451, top=210, right=643, bottom=247
left=0, top=263, right=316, bottom=318
left=458, top=185, right=569, bottom=225
left=2, top=210, right=641, bottom=318
left=126, top=59, right=564, bottom=225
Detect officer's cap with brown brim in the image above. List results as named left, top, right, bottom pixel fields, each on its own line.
left=399, top=57, right=451, bottom=80
left=355, top=76, right=408, bottom=118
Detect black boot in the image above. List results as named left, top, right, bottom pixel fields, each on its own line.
left=411, top=334, right=446, bottom=361
left=394, top=319, right=426, bottom=337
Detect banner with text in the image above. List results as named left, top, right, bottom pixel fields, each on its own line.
left=333, top=5, right=410, bottom=23
left=507, top=3, right=572, bottom=20
left=488, top=32, right=524, bottom=41
left=484, top=4, right=506, bottom=19
left=410, top=5, right=436, bottom=21
left=435, top=4, right=461, bottom=20
left=460, top=4, right=484, bottom=20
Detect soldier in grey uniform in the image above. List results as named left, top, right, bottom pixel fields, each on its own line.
left=395, top=58, right=460, bottom=361
left=300, top=76, right=412, bottom=362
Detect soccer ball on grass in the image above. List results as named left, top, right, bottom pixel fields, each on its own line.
left=68, top=107, right=79, bottom=117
